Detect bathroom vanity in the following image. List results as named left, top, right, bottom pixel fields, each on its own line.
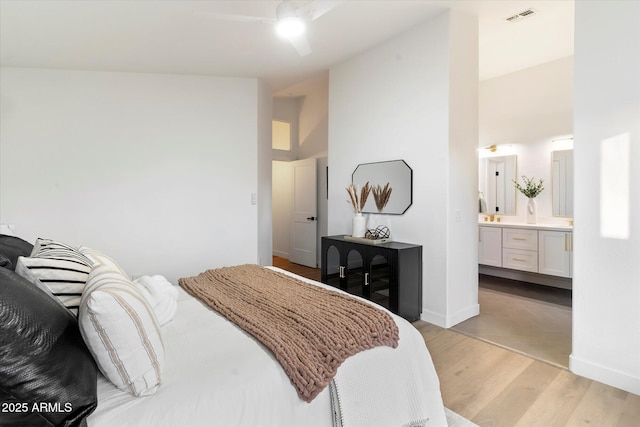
left=478, top=145, right=574, bottom=289
left=478, top=221, right=573, bottom=289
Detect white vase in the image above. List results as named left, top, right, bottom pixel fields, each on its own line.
left=527, top=198, right=537, bottom=224
left=352, top=213, right=366, bottom=237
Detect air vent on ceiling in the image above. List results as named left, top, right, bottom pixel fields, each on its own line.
left=506, top=8, right=538, bottom=23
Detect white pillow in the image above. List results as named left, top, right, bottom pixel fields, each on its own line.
left=78, top=246, right=128, bottom=276
left=79, top=263, right=164, bottom=397
left=15, top=239, right=93, bottom=316
left=133, top=275, right=179, bottom=326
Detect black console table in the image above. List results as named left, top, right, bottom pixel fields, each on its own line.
left=320, top=235, right=422, bottom=321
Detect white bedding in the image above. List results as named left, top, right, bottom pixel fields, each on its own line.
left=87, top=267, right=446, bottom=427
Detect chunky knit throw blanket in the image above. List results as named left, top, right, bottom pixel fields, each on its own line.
left=178, top=264, right=399, bottom=402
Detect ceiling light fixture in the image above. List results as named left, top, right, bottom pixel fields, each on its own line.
left=478, top=144, right=514, bottom=158
left=276, top=16, right=305, bottom=38
left=275, top=1, right=305, bottom=38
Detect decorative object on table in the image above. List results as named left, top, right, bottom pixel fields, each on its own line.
left=368, top=182, right=393, bottom=237
left=513, top=175, right=544, bottom=224
left=346, top=182, right=371, bottom=237
left=365, top=225, right=391, bottom=240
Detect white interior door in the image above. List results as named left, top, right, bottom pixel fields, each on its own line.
left=289, top=158, right=317, bottom=267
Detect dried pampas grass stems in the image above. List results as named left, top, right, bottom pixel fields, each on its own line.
left=346, top=182, right=371, bottom=213
left=372, top=183, right=392, bottom=212
left=359, top=182, right=371, bottom=211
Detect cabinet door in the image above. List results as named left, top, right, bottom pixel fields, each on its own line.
left=479, top=227, right=502, bottom=267
left=538, top=231, right=572, bottom=277
left=367, top=253, right=392, bottom=312
left=344, top=248, right=366, bottom=297
left=323, top=243, right=342, bottom=288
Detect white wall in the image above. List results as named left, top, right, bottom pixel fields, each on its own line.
left=298, top=74, right=329, bottom=160
left=328, top=10, right=479, bottom=327
left=257, top=79, right=273, bottom=266
left=479, top=57, right=574, bottom=222
left=0, top=67, right=269, bottom=283
left=447, top=10, right=481, bottom=326
left=272, top=160, right=292, bottom=258
left=316, top=156, right=328, bottom=266
left=271, top=97, right=299, bottom=258
left=297, top=74, right=330, bottom=265
left=272, top=97, right=300, bottom=161
left=571, top=1, right=640, bottom=394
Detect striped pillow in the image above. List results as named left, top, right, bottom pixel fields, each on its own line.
left=78, top=246, right=128, bottom=276
left=15, top=239, right=93, bottom=315
left=79, top=263, right=164, bottom=397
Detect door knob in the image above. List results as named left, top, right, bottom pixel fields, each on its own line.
left=307, top=216, right=316, bottom=221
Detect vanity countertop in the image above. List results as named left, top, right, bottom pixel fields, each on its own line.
left=479, top=220, right=573, bottom=231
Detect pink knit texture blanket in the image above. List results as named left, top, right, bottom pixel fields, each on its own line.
left=178, top=264, right=399, bottom=402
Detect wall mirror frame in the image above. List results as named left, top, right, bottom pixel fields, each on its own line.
left=479, top=155, right=517, bottom=215
left=352, top=159, right=413, bottom=215
left=551, top=149, right=574, bottom=217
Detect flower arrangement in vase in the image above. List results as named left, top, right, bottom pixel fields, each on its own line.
left=513, top=176, right=544, bottom=224
left=346, top=182, right=371, bottom=237
left=365, top=183, right=393, bottom=239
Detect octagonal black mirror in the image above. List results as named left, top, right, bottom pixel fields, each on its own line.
left=352, top=159, right=413, bottom=215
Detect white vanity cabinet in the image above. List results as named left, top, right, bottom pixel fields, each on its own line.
left=478, top=222, right=573, bottom=288
left=502, top=228, right=538, bottom=272
left=478, top=226, right=502, bottom=267
left=538, top=230, right=573, bottom=278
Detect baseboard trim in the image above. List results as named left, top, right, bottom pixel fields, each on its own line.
left=421, top=304, right=480, bottom=329
left=421, top=310, right=446, bottom=328
left=479, top=265, right=572, bottom=290
left=569, top=354, right=640, bottom=395
left=447, top=304, right=480, bottom=328
left=273, top=250, right=289, bottom=258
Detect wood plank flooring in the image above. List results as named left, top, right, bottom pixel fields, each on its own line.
left=272, top=256, right=640, bottom=426
left=417, top=321, right=639, bottom=427
left=273, top=256, right=321, bottom=282
left=452, top=275, right=572, bottom=368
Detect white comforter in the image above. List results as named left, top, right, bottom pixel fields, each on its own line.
left=87, top=267, right=446, bottom=427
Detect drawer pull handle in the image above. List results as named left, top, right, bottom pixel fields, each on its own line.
left=512, top=258, right=527, bottom=262
left=512, top=237, right=527, bottom=241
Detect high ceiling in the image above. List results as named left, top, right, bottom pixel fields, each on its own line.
left=0, top=0, right=574, bottom=94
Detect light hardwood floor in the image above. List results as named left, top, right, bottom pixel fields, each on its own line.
left=273, top=257, right=640, bottom=426
left=416, top=321, right=639, bottom=427
left=273, top=256, right=321, bottom=281
left=452, top=275, right=572, bottom=369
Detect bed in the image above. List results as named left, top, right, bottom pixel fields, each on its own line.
left=0, top=235, right=447, bottom=427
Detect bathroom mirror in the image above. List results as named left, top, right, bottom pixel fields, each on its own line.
left=479, top=155, right=517, bottom=215
left=551, top=149, right=574, bottom=217
left=352, top=160, right=412, bottom=214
